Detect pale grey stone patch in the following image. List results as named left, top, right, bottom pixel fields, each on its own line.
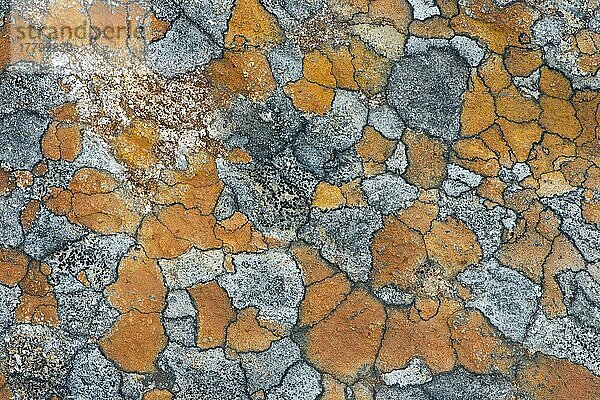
left=513, top=69, right=541, bottom=100
left=180, top=0, right=234, bottom=44
left=159, top=345, right=249, bottom=400
left=376, top=386, right=432, bottom=400
left=165, top=290, right=197, bottom=319
left=163, top=317, right=197, bottom=346
left=375, top=284, right=415, bottom=306
left=369, top=104, right=405, bottom=140
left=262, top=0, right=324, bottom=30
left=362, top=173, right=419, bottom=214
left=214, top=186, right=237, bottom=221
left=442, top=179, right=472, bottom=197
left=404, top=36, right=448, bottom=55
left=387, top=47, right=470, bottom=141
left=72, top=130, right=127, bottom=178
left=268, top=41, right=304, bottom=86
left=218, top=157, right=316, bottom=240
left=386, top=143, right=408, bottom=174
left=524, top=311, right=600, bottom=375
left=240, top=337, right=302, bottom=394
left=23, top=206, right=88, bottom=260
left=0, top=285, right=20, bottom=334
left=0, top=189, right=26, bottom=247
left=407, top=0, right=440, bottom=20
left=46, top=233, right=134, bottom=291
left=0, top=324, right=84, bottom=400
left=382, top=358, right=433, bottom=387
left=449, top=36, right=486, bottom=67
left=219, top=250, right=304, bottom=329
left=0, top=111, right=49, bottom=170
left=159, top=248, right=226, bottom=290
left=440, top=192, right=513, bottom=256
left=146, top=17, right=221, bottom=78
left=543, top=192, right=600, bottom=262
left=423, top=368, right=515, bottom=400
left=67, top=346, right=122, bottom=400
left=443, top=164, right=484, bottom=197
left=266, top=361, right=321, bottom=400
left=558, top=270, right=600, bottom=329
left=296, top=90, right=368, bottom=178
left=458, top=259, right=541, bottom=342
left=0, top=71, right=66, bottom=115
left=54, top=278, right=119, bottom=339
left=298, top=207, right=383, bottom=282
left=499, top=163, right=532, bottom=185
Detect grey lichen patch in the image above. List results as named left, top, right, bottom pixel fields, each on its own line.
left=67, top=346, right=123, bottom=400
left=298, top=207, right=383, bottom=282
left=361, top=173, right=418, bottom=215
left=159, top=248, right=226, bottom=290
left=387, top=46, right=470, bottom=141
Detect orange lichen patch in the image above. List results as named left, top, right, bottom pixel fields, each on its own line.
left=528, top=134, right=577, bottom=179
left=188, top=281, right=235, bottom=349
left=44, top=0, right=91, bottom=46
left=157, top=152, right=224, bottom=214
left=450, top=0, right=536, bottom=53
left=227, top=148, right=252, bottom=164
left=0, top=248, right=29, bottom=287
left=350, top=38, right=392, bottom=97
left=284, top=78, right=335, bottom=115
left=398, top=201, right=438, bottom=234
left=312, top=182, right=346, bottom=210
left=453, top=137, right=498, bottom=165
left=583, top=195, right=600, bottom=228
left=15, top=261, right=58, bottom=326
left=323, top=46, right=359, bottom=90
left=497, top=118, right=543, bottom=163
left=70, top=168, right=119, bottom=193
left=328, top=0, right=369, bottom=19
left=214, top=212, right=267, bottom=253
left=498, top=225, right=551, bottom=284
left=76, top=270, right=91, bottom=287
left=291, top=243, right=335, bottom=285
left=224, top=0, right=282, bottom=48
left=377, top=300, right=460, bottom=374
left=300, top=273, right=352, bottom=326
left=106, top=247, right=166, bottom=313
left=578, top=53, right=600, bottom=75
left=424, top=217, right=482, bottom=278
left=50, top=103, right=78, bottom=123
left=0, top=373, right=12, bottom=400
left=87, top=2, right=132, bottom=49
left=304, top=50, right=337, bottom=88
left=461, top=72, right=497, bottom=137
left=100, top=311, right=167, bottom=373
left=536, top=209, right=561, bottom=241
left=12, top=170, right=33, bottom=189
left=138, top=215, right=191, bottom=259
left=356, top=127, right=396, bottom=163
left=371, top=217, right=427, bottom=290
left=160, top=204, right=220, bottom=247
left=321, top=375, right=346, bottom=400
left=20, top=199, right=40, bottom=231
left=537, top=171, right=577, bottom=197
left=477, top=178, right=506, bottom=204
left=403, top=130, right=447, bottom=189
left=208, top=50, right=277, bottom=101
left=143, top=389, right=173, bottom=400
left=504, top=46, right=543, bottom=77
left=479, top=54, right=511, bottom=93
left=41, top=122, right=83, bottom=162
left=340, top=179, right=367, bottom=207
left=495, top=86, right=541, bottom=123
left=0, top=169, right=15, bottom=196
left=561, top=157, right=592, bottom=187
left=480, top=124, right=514, bottom=167
left=144, top=13, right=171, bottom=43
left=409, top=16, right=454, bottom=39
left=517, top=354, right=600, bottom=400
left=414, top=296, right=440, bottom=320
left=540, top=235, right=585, bottom=317
left=112, top=119, right=159, bottom=170
left=305, top=289, right=385, bottom=383
left=227, top=307, right=278, bottom=353
left=539, top=96, right=582, bottom=140
left=367, top=0, right=411, bottom=33
left=436, top=0, right=458, bottom=17
left=539, top=67, right=572, bottom=100
left=44, top=187, right=73, bottom=217
left=448, top=309, right=514, bottom=374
